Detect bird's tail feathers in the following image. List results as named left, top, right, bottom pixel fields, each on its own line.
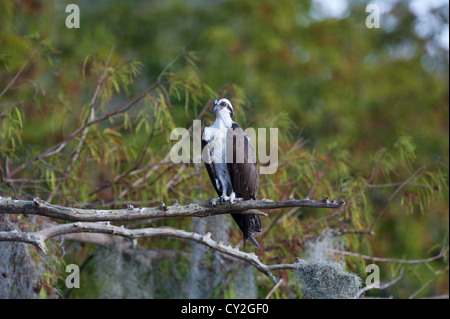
left=232, top=213, right=262, bottom=249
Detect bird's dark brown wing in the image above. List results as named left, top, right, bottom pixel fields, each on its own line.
left=227, top=123, right=259, bottom=200
left=227, top=123, right=262, bottom=248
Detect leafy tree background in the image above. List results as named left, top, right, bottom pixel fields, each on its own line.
left=0, top=0, right=448, bottom=298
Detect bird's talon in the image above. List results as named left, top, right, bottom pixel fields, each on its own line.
left=229, top=197, right=243, bottom=208
left=209, top=198, right=219, bottom=207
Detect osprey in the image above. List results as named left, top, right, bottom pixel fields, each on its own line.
left=201, top=98, right=262, bottom=248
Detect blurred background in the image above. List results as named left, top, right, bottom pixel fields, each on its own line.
left=0, top=0, right=448, bottom=299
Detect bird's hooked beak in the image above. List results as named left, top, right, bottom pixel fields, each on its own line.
left=213, top=101, right=219, bottom=113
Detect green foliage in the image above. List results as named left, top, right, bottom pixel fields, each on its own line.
left=0, top=104, right=23, bottom=157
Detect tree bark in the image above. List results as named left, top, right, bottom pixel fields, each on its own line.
left=0, top=196, right=344, bottom=222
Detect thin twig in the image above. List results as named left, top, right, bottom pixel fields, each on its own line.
left=330, top=247, right=447, bottom=264
left=356, top=268, right=404, bottom=298
left=265, top=279, right=284, bottom=299
left=368, top=161, right=436, bottom=233
left=0, top=46, right=40, bottom=99
left=409, top=277, right=436, bottom=299
left=91, top=46, right=115, bottom=106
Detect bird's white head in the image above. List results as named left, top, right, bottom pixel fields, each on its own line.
left=213, top=98, right=234, bottom=124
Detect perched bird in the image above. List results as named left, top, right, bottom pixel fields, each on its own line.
left=202, top=98, right=262, bottom=248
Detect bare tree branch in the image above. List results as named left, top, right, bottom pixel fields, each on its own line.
left=265, top=279, right=284, bottom=299
left=0, top=196, right=344, bottom=222
left=0, top=221, right=281, bottom=283
left=329, top=247, right=448, bottom=264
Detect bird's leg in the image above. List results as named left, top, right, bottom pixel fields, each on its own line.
left=228, top=192, right=243, bottom=208
left=210, top=193, right=243, bottom=208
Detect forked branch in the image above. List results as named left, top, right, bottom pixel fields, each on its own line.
left=0, top=221, right=284, bottom=282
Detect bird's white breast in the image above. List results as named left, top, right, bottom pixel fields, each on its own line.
left=204, top=126, right=227, bottom=163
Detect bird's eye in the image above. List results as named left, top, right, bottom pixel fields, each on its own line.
left=220, top=102, right=226, bottom=107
